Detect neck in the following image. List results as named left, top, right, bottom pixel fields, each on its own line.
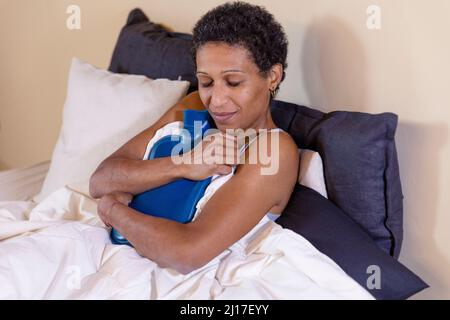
left=248, top=107, right=277, bottom=131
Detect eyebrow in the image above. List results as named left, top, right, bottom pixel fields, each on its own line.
left=196, top=70, right=245, bottom=75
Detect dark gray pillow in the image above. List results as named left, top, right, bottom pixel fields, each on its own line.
left=109, top=8, right=197, bottom=93
left=276, top=184, right=427, bottom=300
left=271, top=100, right=404, bottom=258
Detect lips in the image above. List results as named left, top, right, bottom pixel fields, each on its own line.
left=211, top=111, right=238, bottom=122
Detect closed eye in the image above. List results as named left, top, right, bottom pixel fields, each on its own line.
left=199, top=81, right=241, bottom=88
left=200, top=82, right=213, bottom=88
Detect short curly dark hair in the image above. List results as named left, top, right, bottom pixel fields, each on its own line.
left=192, top=1, right=288, bottom=93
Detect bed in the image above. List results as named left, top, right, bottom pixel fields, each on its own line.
left=0, top=8, right=427, bottom=300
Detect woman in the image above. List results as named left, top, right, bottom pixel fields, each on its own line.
left=89, top=2, right=299, bottom=274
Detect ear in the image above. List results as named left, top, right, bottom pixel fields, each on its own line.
left=267, top=63, right=283, bottom=90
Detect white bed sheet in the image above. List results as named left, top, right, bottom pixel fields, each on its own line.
left=0, top=179, right=374, bottom=300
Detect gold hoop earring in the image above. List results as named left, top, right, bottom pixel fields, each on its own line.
left=269, top=88, right=276, bottom=99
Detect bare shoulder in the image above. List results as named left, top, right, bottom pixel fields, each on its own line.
left=270, top=130, right=299, bottom=212
left=238, top=129, right=299, bottom=175
left=234, top=129, right=299, bottom=212
left=273, top=130, right=299, bottom=168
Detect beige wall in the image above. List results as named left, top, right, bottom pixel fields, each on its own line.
left=0, top=0, right=449, bottom=299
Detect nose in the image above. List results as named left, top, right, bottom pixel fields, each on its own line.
left=209, top=86, right=228, bottom=110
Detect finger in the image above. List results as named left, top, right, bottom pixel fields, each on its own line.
left=98, top=212, right=110, bottom=228
left=103, top=220, right=112, bottom=228
left=212, top=153, right=238, bottom=165
left=217, top=147, right=241, bottom=162
left=117, top=193, right=133, bottom=205
left=209, top=133, right=237, bottom=148
left=214, top=164, right=232, bottom=175
left=202, top=145, right=218, bottom=165
left=210, top=143, right=239, bottom=159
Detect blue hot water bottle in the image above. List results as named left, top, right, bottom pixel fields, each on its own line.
left=110, top=109, right=214, bottom=246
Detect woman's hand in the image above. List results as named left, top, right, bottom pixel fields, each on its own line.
left=176, top=132, right=242, bottom=181
left=97, top=191, right=133, bottom=227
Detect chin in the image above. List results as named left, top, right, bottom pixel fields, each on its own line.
left=215, top=121, right=242, bottom=133
left=212, top=115, right=243, bottom=132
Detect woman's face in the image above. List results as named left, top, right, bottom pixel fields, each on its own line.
left=196, top=42, right=278, bottom=132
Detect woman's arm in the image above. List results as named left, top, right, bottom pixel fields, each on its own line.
left=99, top=132, right=299, bottom=274
left=89, top=92, right=205, bottom=199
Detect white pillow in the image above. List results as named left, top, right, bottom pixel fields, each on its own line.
left=298, top=149, right=328, bottom=198
left=34, top=57, right=190, bottom=202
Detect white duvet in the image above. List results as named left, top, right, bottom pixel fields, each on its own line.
left=0, top=180, right=373, bottom=299
left=0, top=122, right=374, bottom=300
